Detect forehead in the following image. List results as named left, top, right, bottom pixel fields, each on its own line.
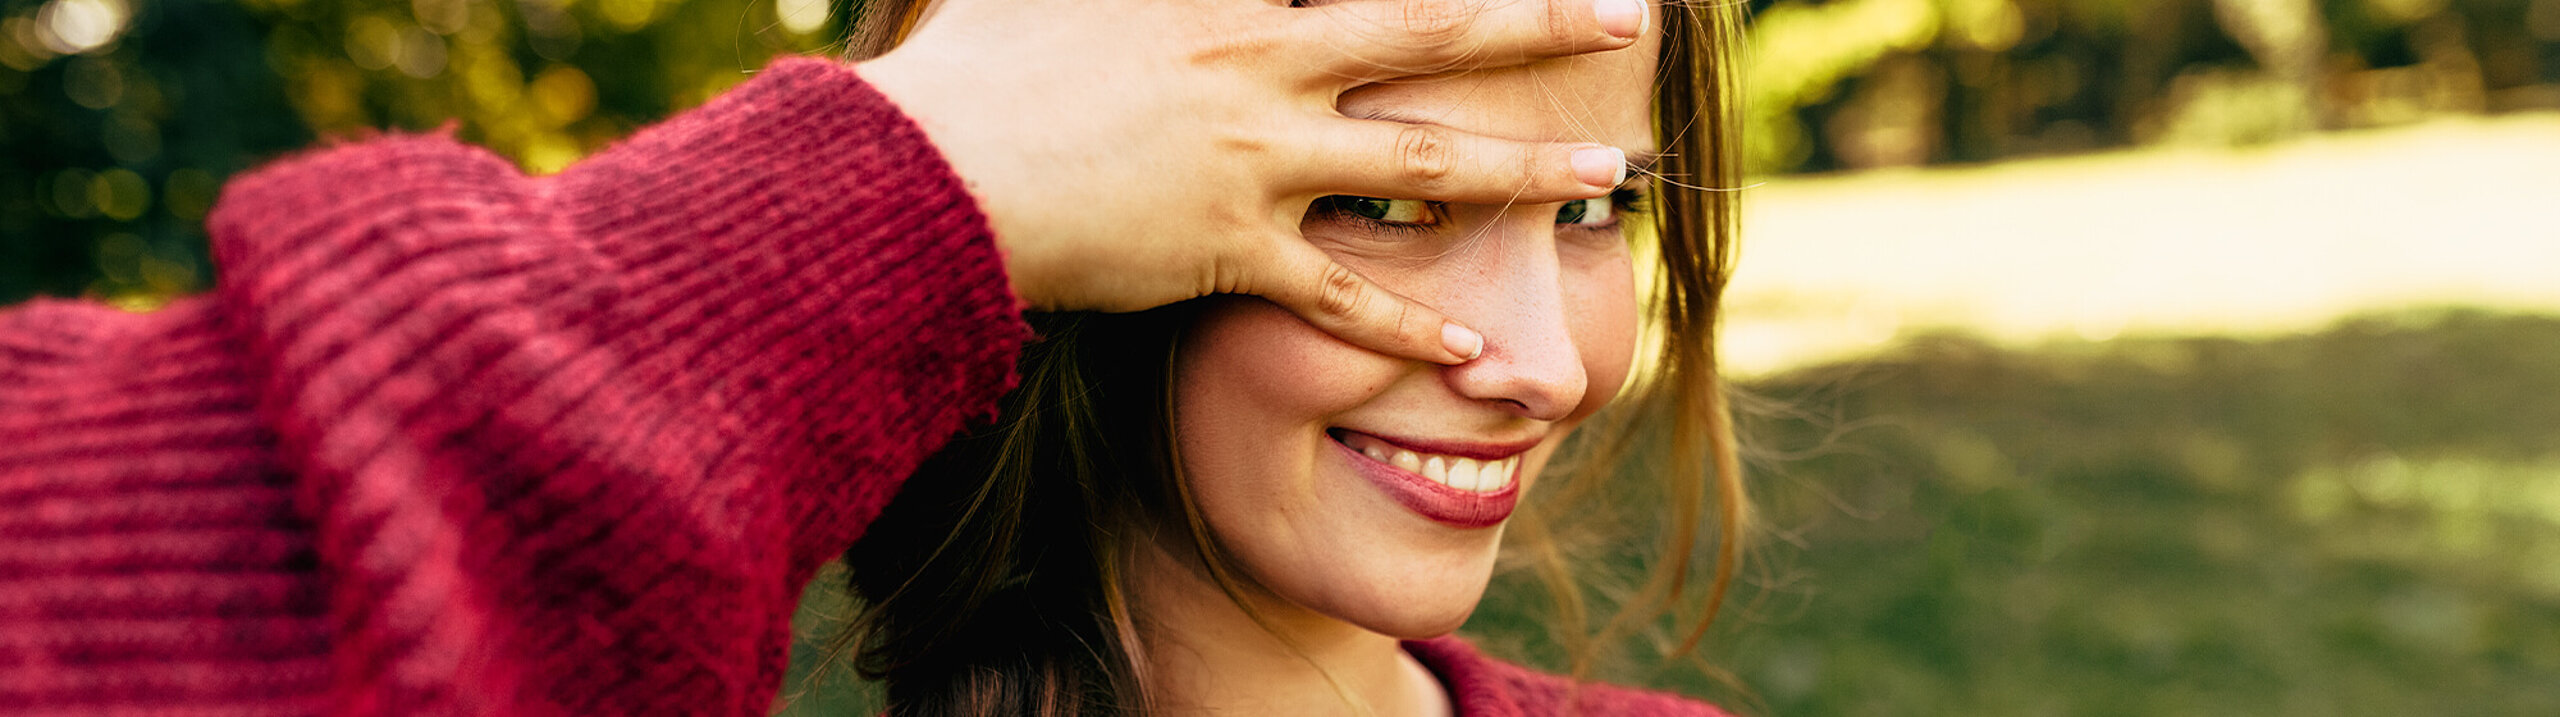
left=1334, top=37, right=1659, bottom=154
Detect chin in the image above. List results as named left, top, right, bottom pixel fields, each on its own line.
left=1342, top=570, right=1496, bottom=640
left=1176, top=420, right=1523, bottom=642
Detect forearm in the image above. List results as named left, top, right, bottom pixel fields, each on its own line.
left=1, top=56, right=1028, bottom=715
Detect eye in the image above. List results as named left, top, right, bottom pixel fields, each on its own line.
left=1556, top=197, right=1613, bottom=226
left=1558, top=187, right=1647, bottom=229
left=1313, top=195, right=1438, bottom=227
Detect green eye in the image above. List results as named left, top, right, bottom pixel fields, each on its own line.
left=1557, top=197, right=1613, bottom=226
left=1328, top=196, right=1433, bottom=224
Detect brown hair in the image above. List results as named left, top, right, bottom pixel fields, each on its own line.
left=830, top=2, right=1747, bottom=714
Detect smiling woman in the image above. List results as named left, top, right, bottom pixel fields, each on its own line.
left=830, top=1, right=1748, bottom=714
left=0, top=0, right=1727, bottom=713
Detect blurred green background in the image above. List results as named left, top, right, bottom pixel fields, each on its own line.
left=7, top=0, right=2556, bottom=715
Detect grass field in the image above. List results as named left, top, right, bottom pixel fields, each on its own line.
left=1666, top=308, right=2560, bottom=716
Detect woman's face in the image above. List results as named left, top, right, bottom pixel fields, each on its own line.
left=1170, top=30, right=1661, bottom=637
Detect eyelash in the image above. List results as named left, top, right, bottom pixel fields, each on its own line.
left=1586, top=187, right=1650, bottom=228
left=1309, top=187, right=1653, bottom=236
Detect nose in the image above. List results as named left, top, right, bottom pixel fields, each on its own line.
left=1439, top=224, right=1589, bottom=422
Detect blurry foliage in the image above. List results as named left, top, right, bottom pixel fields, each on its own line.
left=1, top=0, right=850, bottom=307
left=1742, top=0, right=2560, bottom=173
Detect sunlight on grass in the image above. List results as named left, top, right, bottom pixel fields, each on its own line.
left=1724, top=113, right=2560, bottom=375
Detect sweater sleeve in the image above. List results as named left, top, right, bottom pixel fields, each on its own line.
left=0, top=57, right=1028, bottom=716
left=1405, top=637, right=1736, bottom=716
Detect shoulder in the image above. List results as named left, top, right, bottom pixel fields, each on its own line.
left=1404, top=636, right=1737, bottom=717
left=206, top=128, right=528, bottom=268
left=218, top=129, right=515, bottom=209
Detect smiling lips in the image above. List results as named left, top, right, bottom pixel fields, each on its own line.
left=1330, top=430, right=1533, bottom=529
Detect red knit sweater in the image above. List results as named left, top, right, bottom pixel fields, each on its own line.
left=0, top=57, right=1726, bottom=717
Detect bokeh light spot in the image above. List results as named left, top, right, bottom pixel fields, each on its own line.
left=2534, top=0, right=2560, bottom=41
left=94, top=232, right=143, bottom=284
left=777, top=0, right=829, bottom=35
left=599, top=0, right=657, bottom=32
left=411, top=0, right=468, bottom=35
left=1949, top=0, right=2024, bottom=51
left=530, top=64, right=593, bottom=127
left=395, top=25, right=446, bottom=78
left=463, top=50, right=523, bottom=111
left=2365, top=0, right=2454, bottom=25
left=49, top=168, right=96, bottom=218
left=524, top=136, right=579, bottom=174
left=89, top=168, right=149, bottom=221
left=34, top=0, right=128, bottom=56
left=1, top=17, right=56, bottom=70
left=62, top=55, right=121, bottom=109
left=522, top=1, right=581, bottom=61
left=345, top=15, right=400, bottom=71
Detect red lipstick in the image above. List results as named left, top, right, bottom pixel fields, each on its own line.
left=1329, top=431, right=1524, bottom=529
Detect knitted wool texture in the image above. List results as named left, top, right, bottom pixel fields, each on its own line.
left=0, top=57, right=1727, bottom=717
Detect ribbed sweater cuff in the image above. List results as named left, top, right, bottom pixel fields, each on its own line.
left=548, top=56, right=1031, bottom=564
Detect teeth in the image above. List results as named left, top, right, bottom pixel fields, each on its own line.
left=1447, top=458, right=1482, bottom=491
left=1341, top=432, right=1523, bottom=493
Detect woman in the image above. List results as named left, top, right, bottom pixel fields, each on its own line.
left=833, top=0, right=1746, bottom=714
left=0, top=0, right=1732, bottom=715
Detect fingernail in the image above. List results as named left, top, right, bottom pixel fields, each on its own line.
left=1572, top=145, right=1627, bottom=188
left=1442, top=322, right=1484, bottom=362
left=1595, top=0, right=1645, bottom=39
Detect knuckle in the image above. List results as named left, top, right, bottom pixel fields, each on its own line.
left=1394, top=124, right=1458, bottom=190
left=1394, top=0, right=1471, bottom=48
left=1518, top=141, right=1548, bottom=192
left=1541, top=0, right=1575, bottom=46
left=1315, top=262, right=1368, bottom=320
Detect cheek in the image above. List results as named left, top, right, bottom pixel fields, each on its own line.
left=1174, top=298, right=1404, bottom=428
left=1169, top=298, right=1406, bottom=506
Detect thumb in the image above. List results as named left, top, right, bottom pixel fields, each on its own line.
left=1251, top=238, right=1483, bottom=365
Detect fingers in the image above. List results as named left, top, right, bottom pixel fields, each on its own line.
left=1303, top=119, right=1626, bottom=205
left=1252, top=237, right=1484, bottom=365
left=1297, top=0, right=1650, bottom=82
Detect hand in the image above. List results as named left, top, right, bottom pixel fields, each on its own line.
left=859, top=0, right=1648, bottom=363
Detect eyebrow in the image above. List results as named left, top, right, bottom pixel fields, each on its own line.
left=1353, top=107, right=1662, bottom=180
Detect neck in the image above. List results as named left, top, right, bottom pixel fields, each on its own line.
left=1123, top=530, right=1453, bottom=717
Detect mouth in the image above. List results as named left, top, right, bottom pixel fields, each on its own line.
left=1327, top=429, right=1531, bottom=528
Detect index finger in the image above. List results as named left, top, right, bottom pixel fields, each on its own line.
left=1293, top=0, right=1649, bottom=83
left=1291, top=118, right=1629, bottom=206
